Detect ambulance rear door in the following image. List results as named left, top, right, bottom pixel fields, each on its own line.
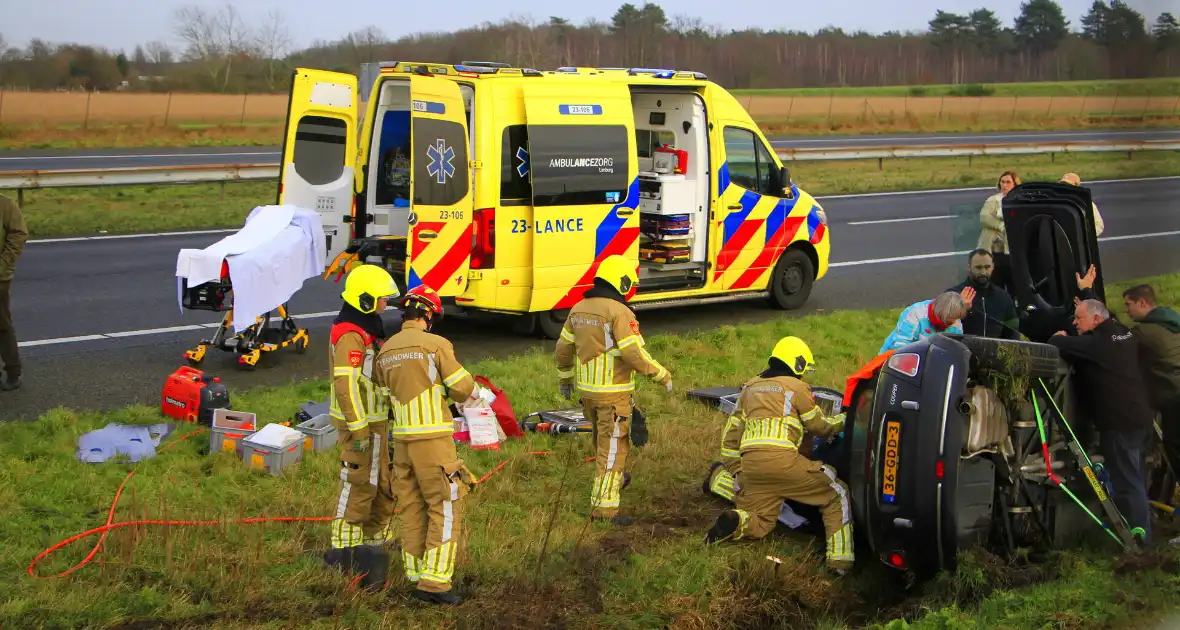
left=277, top=68, right=359, bottom=270
left=406, top=75, right=474, bottom=296
left=521, top=82, right=639, bottom=312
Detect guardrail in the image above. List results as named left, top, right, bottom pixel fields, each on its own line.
left=1, top=140, right=1176, bottom=191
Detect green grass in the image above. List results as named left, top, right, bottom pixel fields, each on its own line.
left=4, top=272, right=1180, bottom=629
left=733, top=77, right=1180, bottom=98
left=11, top=151, right=1179, bottom=239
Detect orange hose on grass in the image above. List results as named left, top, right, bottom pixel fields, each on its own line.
left=27, top=431, right=597, bottom=580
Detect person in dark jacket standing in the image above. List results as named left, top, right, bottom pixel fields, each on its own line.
left=0, top=193, right=28, bottom=392
left=1121, top=284, right=1180, bottom=478
left=947, top=249, right=1021, bottom=339
left=1049, top=297, right=1156, bottom=545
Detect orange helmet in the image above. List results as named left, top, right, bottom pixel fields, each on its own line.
left=401, top=285, right=443, bottom=315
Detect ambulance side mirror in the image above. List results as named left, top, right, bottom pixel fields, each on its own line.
left=778, top=166, right=793, bottom=194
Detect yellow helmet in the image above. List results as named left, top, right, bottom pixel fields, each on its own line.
left=595, top=255, right=639, bottom=299
left=341, top=264, right=400, bottom=314
left=770, top=336, right=815, bottom=376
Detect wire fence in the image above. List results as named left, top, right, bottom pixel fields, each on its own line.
left=1, top=90, right=1177, bottom=127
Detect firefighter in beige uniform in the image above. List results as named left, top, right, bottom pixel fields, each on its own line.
left=555, top=255, right=672, bottom=525
left=704, top=337, right=854, bottom=575
left=324, top=264, right=401, bottom=590
left=372, top=284, right=482, bottom=606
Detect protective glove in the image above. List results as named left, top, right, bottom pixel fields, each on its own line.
left=351, top=437, right=371, bottom=453
left=630, top=407, right=649, bottom=447
left=827, top=413, right=847, bottom=443
left=559, top=382, right=573, bottom=400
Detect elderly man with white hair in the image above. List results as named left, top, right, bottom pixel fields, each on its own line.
left=879, top=289, right=973, bottom=354
left=1048, top=295, right=1156, bottom=546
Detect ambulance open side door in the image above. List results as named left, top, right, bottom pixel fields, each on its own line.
left=522, top=82, right=639, bottom=312
left=405, top=75, right=474, bottom=296
left=277, top=68, right=359, bottom=271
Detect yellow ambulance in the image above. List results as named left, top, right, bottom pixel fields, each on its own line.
left=276, top=61, right=831, bottom=338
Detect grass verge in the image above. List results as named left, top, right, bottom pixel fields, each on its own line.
left=732, top=77, right=1180, bottom=98
left=3, top=112, right=1178, bottom=151
left=3, top=272, right=1180, bottom=629
left=11, top=151, right=1179, bottom=239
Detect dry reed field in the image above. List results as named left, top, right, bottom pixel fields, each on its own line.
left=3, top=91, right=1178, bottom=126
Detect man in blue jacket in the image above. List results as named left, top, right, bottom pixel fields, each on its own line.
left=947, top=250, right=1021, bottom=339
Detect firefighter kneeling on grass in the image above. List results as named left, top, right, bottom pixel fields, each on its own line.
left=372, top=284, right=484, bottom=606
left=703, top=337, right=855, bottom=576
left=324, top=264, right=400, bottom=589
left=555, top=255, right=673, bottom=525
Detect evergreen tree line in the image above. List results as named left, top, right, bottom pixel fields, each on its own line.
left=1, top=1, right=1177, bottom=93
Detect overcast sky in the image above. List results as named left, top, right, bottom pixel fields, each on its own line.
left=4, top=0, right=1174, bottom=53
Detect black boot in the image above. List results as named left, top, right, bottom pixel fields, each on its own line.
left=0, top=374, right=20, bottom=392
left=704, top=509, right=741, bottom=544
left=357, top=545, right=390, bottom=591
left=412, top=589, right=463, bottom=605
left=323, top=547, right=357, bottom=574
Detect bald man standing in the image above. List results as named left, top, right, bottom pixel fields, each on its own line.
left=1048, top=297, right=1155, bottom=546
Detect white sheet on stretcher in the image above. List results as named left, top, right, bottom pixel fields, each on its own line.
left=175, top=205, right=326, bottom=334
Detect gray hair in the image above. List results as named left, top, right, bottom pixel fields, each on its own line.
left=932, top=291, right=969, bottom=323
left=1078, top=299, right=1110, bottom=321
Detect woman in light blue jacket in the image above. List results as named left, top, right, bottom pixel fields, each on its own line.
left=879, top=290, right=972, bottom=354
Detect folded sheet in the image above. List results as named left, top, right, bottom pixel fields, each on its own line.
left=176, top=205, right=326, bottom=333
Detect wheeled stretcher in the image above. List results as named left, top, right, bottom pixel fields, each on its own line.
left=175, top=205, right=326, bottom=370
left=180, top=260, right=309, bottom=369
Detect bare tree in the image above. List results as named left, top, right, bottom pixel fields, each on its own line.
left=254, top=9, right=291, bottom=89
left=173, top=3, right=252, bottom=91
left=144, top=41, right=174, bottom=66
left=346, top=27, right=387, bottom=66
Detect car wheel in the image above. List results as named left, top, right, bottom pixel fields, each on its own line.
left=947, top=335, right=1061, bottom=381
left=768, top=248, right=815, bottom=311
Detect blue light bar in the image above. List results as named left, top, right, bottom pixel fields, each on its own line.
left=453, top=64, right=500, bottom=74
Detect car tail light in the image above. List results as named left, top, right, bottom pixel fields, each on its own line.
left=887, top=353, right=921, bottom=377
left=471, top=208, right=496, bottom=269
left=935, top=460, right=945, bottom=479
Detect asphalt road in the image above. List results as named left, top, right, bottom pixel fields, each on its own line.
left=3, top=177, right=1178, bottom=421
left=1, top=129, right=1176, bottom=172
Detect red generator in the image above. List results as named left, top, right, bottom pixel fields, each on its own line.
left=161, top=366, right=231, bottom=425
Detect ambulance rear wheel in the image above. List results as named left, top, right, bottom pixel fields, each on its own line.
left=768, top=249, right=815, bottom=311
left=537, top=310, right=569, bottom=340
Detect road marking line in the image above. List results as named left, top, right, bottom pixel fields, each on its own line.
left=29, top=229, right=237, bottom=244
left=829, top=229, right=1180, bottom=268
left=19, top=229, right=1180, bottom=349
left=18, top=334, right=108, bottom=347
left=848, top=215, right=953, bottom=226
left=17, top=311, right=342, bottom=348
left=20, top=177, right=1178, bottom=245
left=814, top=176, right=1180, bottom=200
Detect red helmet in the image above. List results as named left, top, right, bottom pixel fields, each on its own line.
left=401, top=285, right=443, bottom=315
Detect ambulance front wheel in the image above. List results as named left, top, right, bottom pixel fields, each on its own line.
left=768, top=249, right=815, bottom=311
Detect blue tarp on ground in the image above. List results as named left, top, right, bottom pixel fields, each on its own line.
left=76, top=423, right=175, bottom=464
